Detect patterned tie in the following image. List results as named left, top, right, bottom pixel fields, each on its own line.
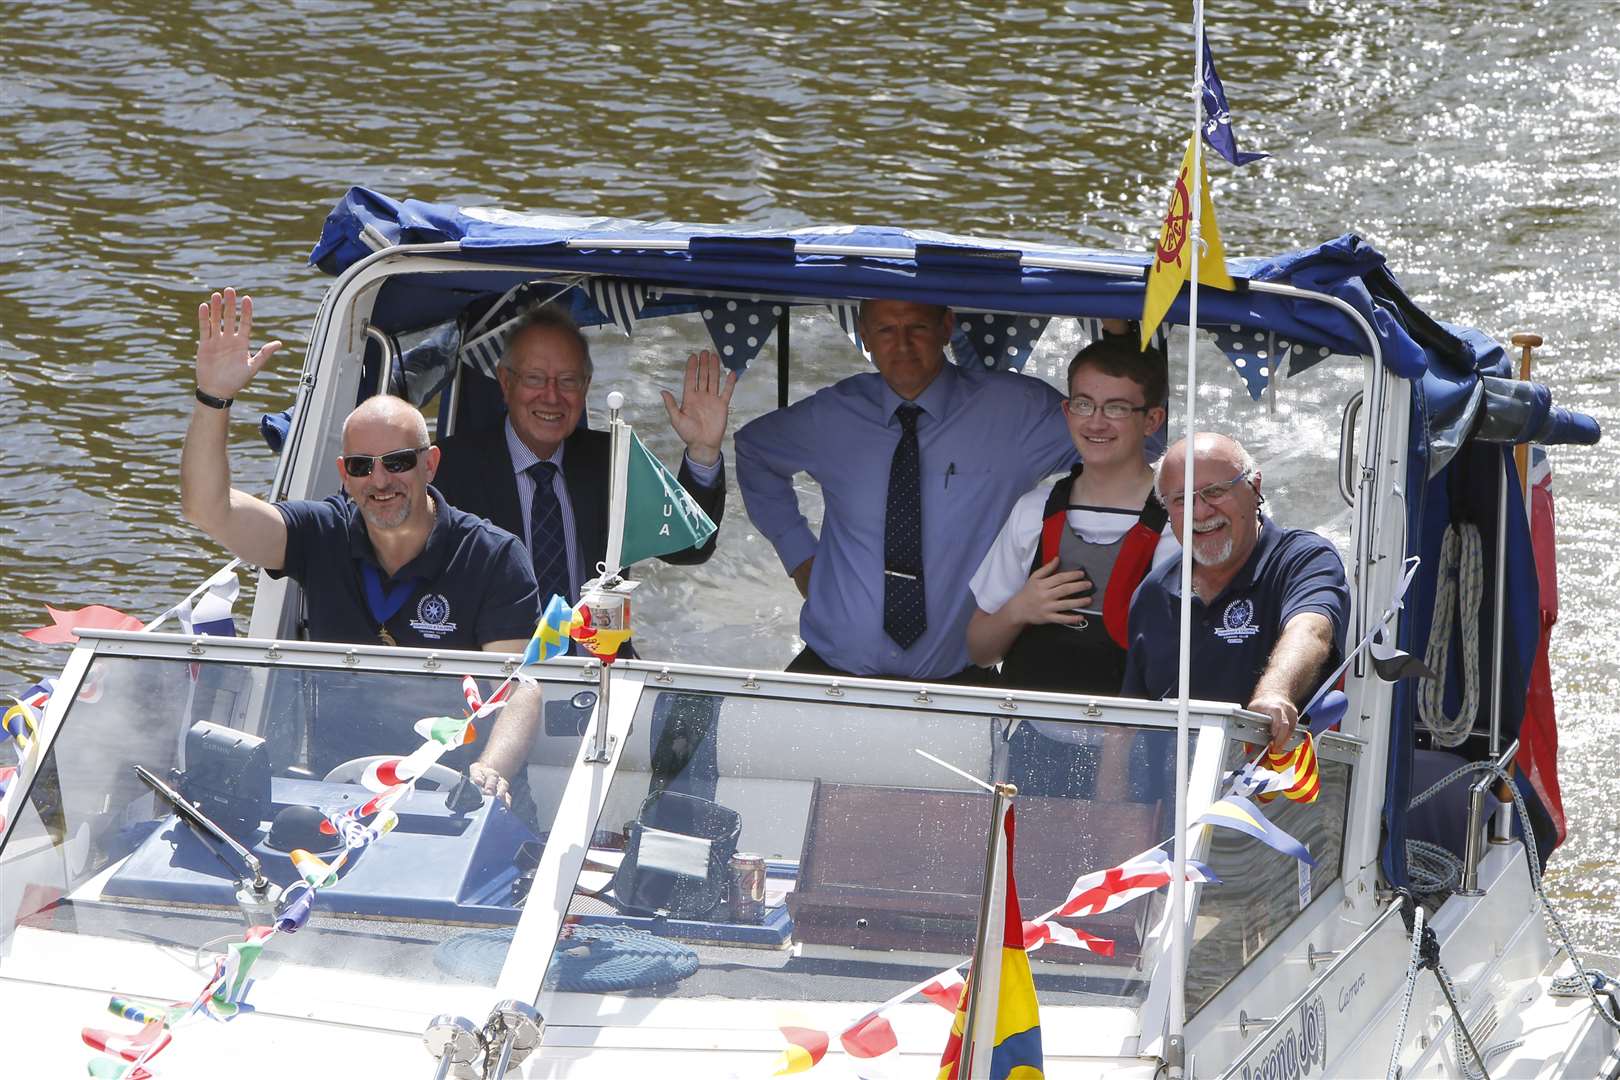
left=883, top=404, right=926, bottom=649
left=526, top=461, right=572, bottom=603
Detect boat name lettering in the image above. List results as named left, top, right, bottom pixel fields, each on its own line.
left=1337, top=972, right=1364, bottom=1014
left=1240, top=994, right=1327, bottom=1080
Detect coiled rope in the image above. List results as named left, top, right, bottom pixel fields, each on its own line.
left=1419, top=523, right=1482, bottom=747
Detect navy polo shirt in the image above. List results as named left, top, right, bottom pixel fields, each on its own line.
left=1119, top=519, right=1349, bottom=706
left=270, top=486, right=539, bottom=649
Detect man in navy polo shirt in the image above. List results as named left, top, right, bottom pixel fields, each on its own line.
left=180, top=288, right=541, bottom=804
left=1120, top=432, right=1348, bottom=753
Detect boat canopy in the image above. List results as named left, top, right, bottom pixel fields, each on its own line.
left=303, top=187, right=1602, bottom=891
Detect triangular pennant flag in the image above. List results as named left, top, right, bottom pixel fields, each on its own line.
left=456, top=282, right=528, bottom=377
left=1140, top=132, right=1237, bottom=350
left=950, top=312, right=1050, bottom=372
left=839, top=1012, right=898, bottom=1059
left=584, top=277, right=650, bottom=338
left=616, top=427, right=717, bottom=566
left=1255, top=731, right=1321, bottom=804
left=1303, top=689, right=1350, bottom=731
left=1209, top=325, right=1297, bottom=400
left=1195, top=794, right=1316, bottom=866
left=1370, top=628, right=1435, bottom=682
left=699, top=297, right=783, bottom=373
left=827, top=302, right=867, bottom=360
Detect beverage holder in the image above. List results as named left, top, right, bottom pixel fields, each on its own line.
left=606, top=790, right=741, bottom=919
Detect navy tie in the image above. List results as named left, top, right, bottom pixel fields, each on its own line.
left=526, top=461, right=572, bottom=603
left=883, top=404, right=926, bottom=649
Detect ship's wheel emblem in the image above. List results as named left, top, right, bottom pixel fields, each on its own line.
left=1156, top=173, right=1192, bottom=269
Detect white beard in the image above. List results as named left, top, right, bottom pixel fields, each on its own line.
left=1189, top=518, right=1234, bottom=566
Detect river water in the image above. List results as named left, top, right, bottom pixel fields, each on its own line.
left=2, top=1, right=1614, bottom=954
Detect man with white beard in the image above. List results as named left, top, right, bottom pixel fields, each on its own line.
left=1119, top=432, right=1348, bottom=753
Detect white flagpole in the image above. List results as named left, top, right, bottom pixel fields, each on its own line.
left=1166, top=2, right=1207, bottom=1075
left=601, top=390, right=630, bottom=580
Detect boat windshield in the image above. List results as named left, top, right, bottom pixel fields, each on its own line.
left=0, top=643, right=587, bottom=1019
left=529, top=680, right=1230, bottom=1059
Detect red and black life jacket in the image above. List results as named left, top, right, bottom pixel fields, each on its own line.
left=1000, top=465, right=1168, bottom=693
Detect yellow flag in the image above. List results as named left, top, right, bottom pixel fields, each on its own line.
left=1140, top=132, right=1236, bottom=350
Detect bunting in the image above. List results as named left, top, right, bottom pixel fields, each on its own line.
left=171, top=568, right=240, bottom=638
left=584, top=277, right=651, bottom=338
left=700, top=297, right=783, bottom=373
left=950, top=312, right=1050, bottom=373
left=1195, top=794, right=1316, bottom=866
left=828, top=303, right=868, bottom=359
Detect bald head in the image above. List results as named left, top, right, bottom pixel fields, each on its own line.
left=342, top=394, right=429, bottom=452
left=1154, top=433, right=1255, bottom=501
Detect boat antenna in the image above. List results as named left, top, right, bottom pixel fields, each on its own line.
left=1165, top=1, right=1209, bottom=1074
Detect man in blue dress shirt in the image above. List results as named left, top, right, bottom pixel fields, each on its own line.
left=734, top=299, right=1077, bottom=682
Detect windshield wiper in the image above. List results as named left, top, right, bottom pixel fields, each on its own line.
left=134, top=764, right=271, bottom=895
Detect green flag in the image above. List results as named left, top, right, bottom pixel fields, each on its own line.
left=611, top=426, right=717, bottom=569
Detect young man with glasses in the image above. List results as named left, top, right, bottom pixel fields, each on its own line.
left=1120, top=432, right=1349, bottom=753
left=180, top=288, right=540, bottom=654
left=434, top=305, right=732, bottom=609
left=967, top=337, right=1179, bottom=695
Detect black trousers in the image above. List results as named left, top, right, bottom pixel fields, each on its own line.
left=786, top=643, right=1001, bottom=688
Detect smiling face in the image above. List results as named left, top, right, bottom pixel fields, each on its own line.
left=1159, top=433, right=1262, bottom=572
left=497, top=323, right=591, bottom=459
left=338, top=398, right=438, bottom=533
left=858, top=299, right=953, bottom=401
left=1063, top=364, right=1165, bottom=470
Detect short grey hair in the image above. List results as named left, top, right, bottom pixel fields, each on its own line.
left=1152, top=434, right=1258, bottom=502
left=497, top=303, right=593, bottom=380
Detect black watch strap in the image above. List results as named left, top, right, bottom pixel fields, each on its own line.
left=195, top=387, right=234, bottom=410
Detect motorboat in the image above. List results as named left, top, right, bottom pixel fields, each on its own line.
left=1, top=188, right=1614, bottom=1078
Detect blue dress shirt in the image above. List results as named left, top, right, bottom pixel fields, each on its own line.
left=735, top=362, right=1077, bottom=679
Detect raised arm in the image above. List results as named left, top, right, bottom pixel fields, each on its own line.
left=180, top=288, right=289, bottom=569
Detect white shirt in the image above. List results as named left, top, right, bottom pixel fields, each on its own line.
left=969, top=484, right=1180, bottom=613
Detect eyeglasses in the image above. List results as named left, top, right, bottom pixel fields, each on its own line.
left=1067, top=397, right=1150, bottom=420
left=1168, top=469, right=1253, bottom=510
left=340, top=446, right=428, bottom=478
left=511, top=371, right=588, bottom=394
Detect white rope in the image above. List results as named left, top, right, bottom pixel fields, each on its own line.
left=1386, top=903, right=1427, bottom=1080
left=1419, top=523, right=1482, bottom=746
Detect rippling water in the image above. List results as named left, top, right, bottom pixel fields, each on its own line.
left=2, top=1, right=1614, bottom=950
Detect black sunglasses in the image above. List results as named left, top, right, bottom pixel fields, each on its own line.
left=341, top=446, right=428, bottom=478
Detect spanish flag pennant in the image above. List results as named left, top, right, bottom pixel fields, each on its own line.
left=1140, top=131, right=1236, bottom=350
left=772, top=1022, right=830, bottom=1074
left=938, top=805, right=1044, bottom=1080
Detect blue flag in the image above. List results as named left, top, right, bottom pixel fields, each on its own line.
left=1195, top=794, right=1316, bottom=866
left=1201, top=40, right=1268, bottom=166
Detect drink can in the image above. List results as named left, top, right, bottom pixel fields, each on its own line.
left=728, top=852, right=766, bottom=924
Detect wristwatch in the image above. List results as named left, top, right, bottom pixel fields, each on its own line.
left=195, top=387, right=234, bottom=410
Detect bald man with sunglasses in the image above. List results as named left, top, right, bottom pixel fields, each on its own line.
left=181, top=288, right=540, bottom=654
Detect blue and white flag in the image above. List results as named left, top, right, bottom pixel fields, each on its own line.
left=700, top=297, right=783, bottom=373
left=1201, top=40, right=1268, bottom=166
left=174, top=568, right=239, bottom=638
left=585, top=277, right=651, bottom=338
left=950, top=311, right=1050, bottom=373
left=1195, top=793, right=1316, bottom=866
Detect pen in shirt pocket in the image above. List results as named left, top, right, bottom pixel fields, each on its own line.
left=944, top=462, right=957, bottom=488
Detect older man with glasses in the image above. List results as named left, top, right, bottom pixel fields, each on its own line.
left=180, top=288, right=539, bottom=654
left=1119, top=431, right=1349, bottom=753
